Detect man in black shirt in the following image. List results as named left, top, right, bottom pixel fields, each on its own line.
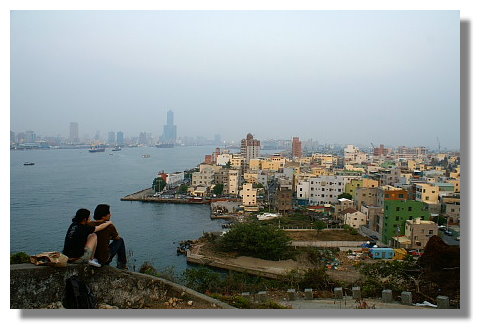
left=63, top=208, right=113, bottom=267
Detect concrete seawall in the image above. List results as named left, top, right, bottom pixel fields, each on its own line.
left=10, top=264, right=234, bottom=309
left=121, top=188, right=210, bottom=204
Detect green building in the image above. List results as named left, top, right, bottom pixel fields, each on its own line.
left=382, top=200, right=430, bottom=244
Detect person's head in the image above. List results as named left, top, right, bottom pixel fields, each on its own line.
left=93, top=204, right=111, bottom=221
left=72, top=208, right=90, bottom=224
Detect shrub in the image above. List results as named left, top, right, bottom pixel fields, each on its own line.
left=299, top=267, right=334, bottom=290
left=181, top=267, right=224, bottom=293
left=10, top=252, right=30, bottom=264
left=139, top=262, right=160, bottom=277
left=216, top=222, right=293, bottom=261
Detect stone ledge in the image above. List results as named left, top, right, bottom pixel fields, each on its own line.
left=10, top=264, right=234, bottom=309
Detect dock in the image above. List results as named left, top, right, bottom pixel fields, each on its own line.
left=120, top=188, right=210, bottom=204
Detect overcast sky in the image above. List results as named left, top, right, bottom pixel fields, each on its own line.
left=10, top=10, right=460, bottom=149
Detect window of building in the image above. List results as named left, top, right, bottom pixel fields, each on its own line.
left=429, top=230, right=433, bottom=235
left=399, top=194, right=404, bottom=198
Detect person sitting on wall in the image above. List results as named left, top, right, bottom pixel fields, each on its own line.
left=91, top=204, right=128, bottom=270
left=62, top=208, right=113, bottom=267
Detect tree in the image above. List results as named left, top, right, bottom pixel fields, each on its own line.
left=213, top=183, right=224, bottom=196
left=315, top=220, right=326, bottom=234
left=216, top=222, right=293, bottom=261
left=338, top=192, right=352, bottom=200
left=177, top=184, right=189, bottom=194
left=152, top=177, right=166, bottom=192
left=224, top=161, right=232, bottom=169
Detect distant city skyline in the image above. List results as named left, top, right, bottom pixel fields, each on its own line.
left=10, top=11, right=460, bottom=149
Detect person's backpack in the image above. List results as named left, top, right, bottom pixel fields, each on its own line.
left=63, top=275, right=97, bottom=309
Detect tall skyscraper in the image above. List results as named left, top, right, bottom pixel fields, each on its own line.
left=292, top=137, right=302, bottom=158
left=240, top=133, right=261, bottom=162
left=69, top=122, right=79, bottom=143
left=108, top=131, right=116, bottom=145
left=161, top=110, right=177, bottom=143
left=25, top=130, right=36, bottom=143
left=116, top=131, right=124, bottom=146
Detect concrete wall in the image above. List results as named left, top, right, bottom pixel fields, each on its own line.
left=10, top=264, right=233, bottom=309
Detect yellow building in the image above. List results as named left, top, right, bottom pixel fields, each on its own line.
left=298, top=157, right=312, bottom=165
left=243, top=171, right=259, bottom=184
left=249, top=158, right=262, bottom=170
left=311, top=167, right=329, bottom=176
left=260, top=156, right=286, bottom=171
left=344, top=178, right=379, bottom=198
left=241, top=183, right=257, bottom=208
left=230, top=154, right=245, bottom=168
left=449, top=179, right=460, bottom=193
left=228, top=169, right=240, bottom=195
left=415, top=183, right=440, bottom=204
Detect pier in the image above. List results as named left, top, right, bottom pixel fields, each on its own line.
left=121, top=188, right=210, bottom=204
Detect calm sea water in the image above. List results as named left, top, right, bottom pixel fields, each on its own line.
left=10, top=146, right=226, bottom=272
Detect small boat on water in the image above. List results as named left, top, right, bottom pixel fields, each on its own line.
left=142, top=154, right=150, bottom=158
left=23, top=162, right=35, bottom=166
left=112, top=146, right=121, bottom=151
left=89, top=146, right=105, bottom=153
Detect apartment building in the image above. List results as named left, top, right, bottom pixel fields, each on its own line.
left=241, top=183, right=258, bottom=208
left=191, top=164, right=219, bottom=187
left=415, top=183, right=440, bottom=204
left=380, top=200, right=430, bottom=244
left=391, top=218, right=438, bottom=249
left=297, top=175, right=359, bottom=205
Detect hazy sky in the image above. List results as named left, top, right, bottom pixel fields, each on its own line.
left=10, top=10, right=460, bottom=149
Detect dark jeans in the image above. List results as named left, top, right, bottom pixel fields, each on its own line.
left=104, top=238, right=127, bottom=267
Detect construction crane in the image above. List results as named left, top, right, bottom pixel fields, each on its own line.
left=370, top=142, right=376, bottom=155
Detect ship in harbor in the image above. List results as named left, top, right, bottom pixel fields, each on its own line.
left=89, top=146, right=106, bottom=153
left=112, top=146, right=122, bottom=151
left=156, top=142, right=174, bottom=148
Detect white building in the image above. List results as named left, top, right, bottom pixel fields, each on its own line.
left=344, top=144, right=367, bottom=164
left=159, top=171, right=184, bottom=189
left=342, top=209, right=367, bottom=228
left=192, top=164, right=218, bottom=187
left=297, top=175, right=360, bottom=205
left=216, top=153, right=232, bottom=166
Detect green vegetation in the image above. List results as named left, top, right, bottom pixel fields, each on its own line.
left=357, top=258, right=419, bottom=297
left=10, top=252, right=30, bottom=264
left=152, top=177, right=166, bottom=192
left=177, top=184, right=189, bottom=194
left=216, top=222, right=293, bottom=261
left=213, top=183, right=224, bottom=195
left=343, top=224, right=359, bottom=235
left=338, top=192, right=352, bottom=200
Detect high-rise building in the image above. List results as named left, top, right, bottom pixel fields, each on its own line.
left=69, top=122, right=79, bottom=143
left=108, top=132, right=116, bottom=145
left=116, top=131, right=124, bottom=146
left=240, top=133, right=261, bottom=162
left=10, top=131, right=15, bottom=144
left=161, top=110, right=177, bottom=143
left=139, top=132, right=148, bottom=145
left=25, top=130, right=36, bottom=143
left=292, top=137, right=302, bottom=158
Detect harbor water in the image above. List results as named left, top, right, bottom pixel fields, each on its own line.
left=10, top=146, right=226, bottom=272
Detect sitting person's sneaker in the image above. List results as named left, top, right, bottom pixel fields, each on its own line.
left=88, top=258, right=102, bottom=267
